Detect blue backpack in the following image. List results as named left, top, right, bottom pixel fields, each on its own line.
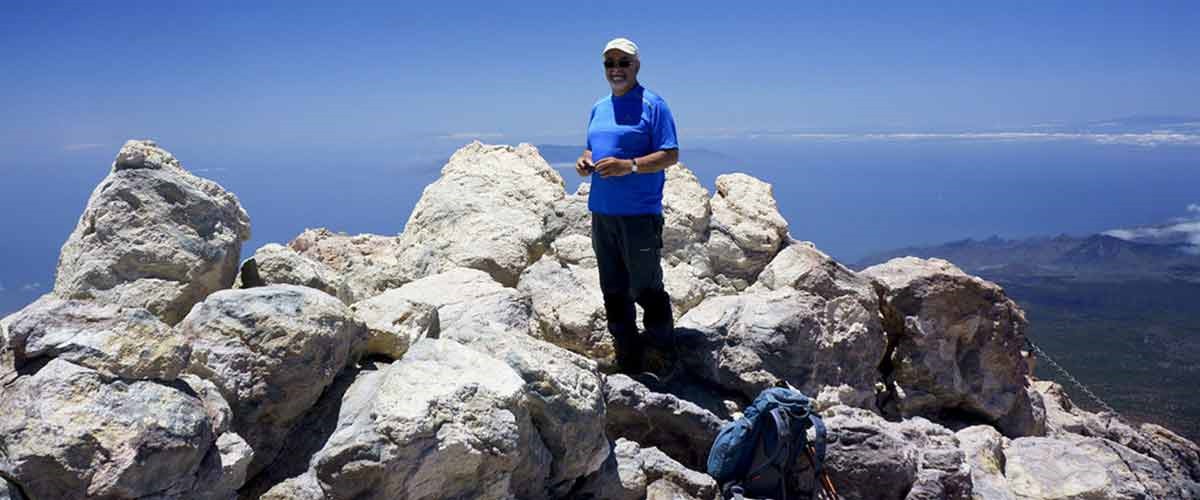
left=706, top=387, right=828, bottom=500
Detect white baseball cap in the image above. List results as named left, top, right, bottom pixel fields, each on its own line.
left=602, top=38, right=639, bottom=57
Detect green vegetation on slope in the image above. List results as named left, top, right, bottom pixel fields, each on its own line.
left=1000, top=277, right=1200, bottom=441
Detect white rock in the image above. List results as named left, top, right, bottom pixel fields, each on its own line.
left=396, top=142, right=566, bottom=286
left=349, top=291, right=439, bottom=360
left=862, top=257, right=1039, bottom=436
left=676, top=288, right=886, bottom=409
left=2, top=295, right=188, bottom=380
left=53, top=140, right=251, bottom=325
left=707, top=173, right=788, bottom=282
left=180, top=285, right=365, bottom=477
left=0, top=359, right=214, bottom=499
left=236, top=243, right=344, bottom=300
left=386, top=268, right=610, bottom=494
left=288, top=228, right=409, bottom=304
left=309, top=338, right=550, bottom=500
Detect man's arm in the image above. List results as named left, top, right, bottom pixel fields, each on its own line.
left=593, top=148, right=678, bottom=177
left=632, top=148, right=678, bottom=174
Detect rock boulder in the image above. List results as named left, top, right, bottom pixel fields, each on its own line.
left=53, top=140, right=251, bottom=325
left=180, top=285, right=365, bottom=477
left=1, top=295, right=188, bottom=381
left=396, top=142, right=566, bottom=286
left=862, top=257, right=1038, bottom=436
left=0, top=359, right=216, bottom=499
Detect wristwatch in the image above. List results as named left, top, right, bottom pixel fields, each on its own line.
left=631, top=158, right=639, bottom=173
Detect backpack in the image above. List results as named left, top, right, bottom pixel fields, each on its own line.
left=706, top=387, right=828, bottom=500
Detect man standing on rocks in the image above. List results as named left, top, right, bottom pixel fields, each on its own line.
left=576, top=37, right=679, bottom=374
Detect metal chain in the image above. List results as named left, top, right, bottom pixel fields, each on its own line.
left=1025, top=336, right=1154, bottom=495
left=1024, top=337, right=1118, bottom=416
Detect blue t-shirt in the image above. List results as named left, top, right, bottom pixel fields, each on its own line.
left=586, top=84, right=678, bottom=215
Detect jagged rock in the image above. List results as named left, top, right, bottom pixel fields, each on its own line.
left=1032, top=380, right=1093, bottom=437
left=862, top=257, right=1039, bottom=436
left=236, top=243, right=344, bottom=300
left=349, top=291, right=439, bottom=360
left=574, top=438, right=718, bottom=500
left=707, top=173, right=788, bottom=284
left=518, top=254, right=611, bottom=363
left=308, top=338, right=552, bottom=500
left=664, top=259, right=726, bottom=317
left=0, top=479, right=25, bottom=500
left=545, top=186, right=592, bottom=245
left=675, top=287, right=886, bottom=409
left=751, top=240, right=878, bottom=303
left=383, top=268, right=609, bottom=495
left=53, top=140, right=251, bottom=325
left=194, top=431, right=254, bottom=500
left=288, top=228, right=408, bottom=304
left=553, top=233, right=598, bottom=267
left=1, top=295, right=188, bottom=380
left=395, top=142, right=566, bottom=287
left=260, top=474, right=326, bottom=500
left=374, top=267, right=533, bottom=336
left=240, top=359, right=385, bottom=498
left=180, top=374, right=235, bottom=435
left=603, top=374, right=726, bottom=470
left=661, top=164, right=712, bottom=263
left=1004, top=436, right=1197, bottom=499
left=0, top=314, right=14, bottom=385
left=956, top=425, right=1015, bottom=500
left=1138, top=424, right=1200, bottom=484
left=0, top=359, right=215, bottom=499
left=1033, top=380, right=1200, bottom=490
left=179, top=285, right=366, bottom=477
left=819, top=406, right=970, bottom=500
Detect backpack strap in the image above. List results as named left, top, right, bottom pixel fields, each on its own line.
left=808, top=413, right=827, bottom=474
left=744, top=408, right=790, bottom=480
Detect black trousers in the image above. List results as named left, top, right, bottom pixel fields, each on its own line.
left=591, top=212, right=674, bottom=371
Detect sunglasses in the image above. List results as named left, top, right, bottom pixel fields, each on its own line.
left=603, top=59, right=634, bottom=69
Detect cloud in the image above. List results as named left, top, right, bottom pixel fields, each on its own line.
left=439, top=132, right=505, bottom=140
left=20, top=282, right=43, bottom=292
left=0, top=282, right=5, bottom=292
left=1104, top=205, right=1200, bottom=253
left=192, top=168, right=228, bottom=173
left=744, top=131, right=1200, bottom=147
left=63, top=143, right=107, bottom=152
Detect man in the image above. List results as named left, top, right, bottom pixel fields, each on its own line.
left=576, top=37, right=679, bottom=374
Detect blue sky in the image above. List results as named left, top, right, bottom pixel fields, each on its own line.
left=3, top=1, right=1200, bottom=314
left=2, top=0, right=1198, bottom=155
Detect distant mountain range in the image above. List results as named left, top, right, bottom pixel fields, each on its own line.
left=855, top=233, right=1200, bottom=283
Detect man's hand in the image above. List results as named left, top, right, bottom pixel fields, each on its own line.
left=594, top=157, right=634, bottom=177
left=576, top=154, right=595, bottom=177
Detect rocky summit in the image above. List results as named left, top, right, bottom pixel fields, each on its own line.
left=1, top=139, right=1198, bottom=500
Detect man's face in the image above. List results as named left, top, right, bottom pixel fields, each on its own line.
left=603, top=49, right=639, bottom=93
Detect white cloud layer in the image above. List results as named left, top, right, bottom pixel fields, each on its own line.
left=440, top=132, right=505, bottom=140
left=62, top=143, right=107, bottom=151
left=746, top=131, right=1200, bottom=147
left=1104, top=204, right=1200, bottom=254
